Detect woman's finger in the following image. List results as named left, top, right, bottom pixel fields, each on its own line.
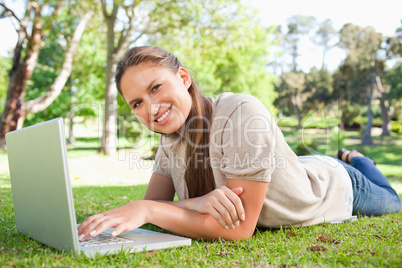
left=88, top=217, right=119, bottom=237
left=219, top=187, right=245, bottom=224
left=231, top=187, right=243, bottom=196
left=78, top=213, right=120, bottom=241
left=213, top=198, right=238, bottom=228
left=207, top=204, right=231, bottom=229
left=227, top=187, right=245, bottom=221
left=78, top=213, right=102, bottom=233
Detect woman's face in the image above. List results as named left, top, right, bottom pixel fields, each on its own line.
left=120, top=61, right=193, bottom=134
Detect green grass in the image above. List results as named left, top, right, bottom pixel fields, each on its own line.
left=281, top=128, right=402, bottom=179
left=0, top=127, right=401, bottom=267
left=0, top=183, right=401, bottom=267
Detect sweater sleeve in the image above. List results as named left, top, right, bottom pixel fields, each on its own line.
left=215, top=95, right=277, bottom=182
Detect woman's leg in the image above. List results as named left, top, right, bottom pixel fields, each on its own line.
left=338, top=151, right=401, bottom=216
left=350, top=156, right=396, bottom=194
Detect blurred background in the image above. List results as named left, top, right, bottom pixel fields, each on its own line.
left=0, top=0, right=401, bottom=187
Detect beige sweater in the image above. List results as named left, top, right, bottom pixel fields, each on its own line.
left=154, top=93, right=352, bottom=228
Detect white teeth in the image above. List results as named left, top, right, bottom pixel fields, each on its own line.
left=156, top=108, right=171, bottom=122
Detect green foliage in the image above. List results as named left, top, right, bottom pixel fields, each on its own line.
left=21, top=6, right=105, bottom=127
left=118, top=119, right=145, bottom=146
left=329, top=126, right=345, bottom=151
left=24, top=28, right=71, bottom=125
left=149, top=0, right=278, bottom=114
left=294, top=139, right=318, bottom=156
left=386, top=63, right=402, bottom=121
left=391, top=121, right=402, bottom=133
left=305, top=67, right=334, bottom=109
left=0, top=56, right=11, bottom=112
left=276, top=116, right=299, bottom=127
left=68, top=11, right=106, bottom=118
left=275, top=72, right=306, bottom=116
left=340, top=105, right=361, bottom=127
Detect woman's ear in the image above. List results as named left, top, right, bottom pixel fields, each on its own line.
left=178, top=67, right=192, bottom=89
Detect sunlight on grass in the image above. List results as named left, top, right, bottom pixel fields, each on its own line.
left=389, top=179, right=402, bottom=195
left=377, top=164, right=402, bottom=178
left=1, top=184, right=401, bottom=267
left=1, top=125, right=401, bottom=267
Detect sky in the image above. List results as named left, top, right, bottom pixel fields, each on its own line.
left=0, top=0, right=401, bottom=72
left=251, top=0, right=402, bottom=71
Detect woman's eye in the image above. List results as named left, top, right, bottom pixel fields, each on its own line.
left=151, top=84, right=160, bottom=93
left=133, top=101, right=142, bottom=109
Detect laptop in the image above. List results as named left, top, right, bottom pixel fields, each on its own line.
left=6, top=117, right=191, bottom=257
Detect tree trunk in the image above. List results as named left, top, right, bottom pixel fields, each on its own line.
left=295, top=104, right=302, bottom=130
left=23, top=11, right=93, bottom=114
left=322, top=43, right=327, bottom=70
left=379, top=96, right=393, bottom=136
left=68, top=84, right=78, bottom=144
left=99, top=0, right=139, bottom=155
left=100, top=56, right=118, bottom=155
left=291, top=43, right=297, bottom=72
left=99, top=3, right=118, bottom=156
left=0, top=2, right=42, bottom=147
left=375, top=76, right=393, bottom=136
left=362, top=74, right=375, bottom=145
left=291, top=94, right=303, bottom=130
left=339, top=100, right=346, bottom=130
left=0, top=5, right=92, bottom=148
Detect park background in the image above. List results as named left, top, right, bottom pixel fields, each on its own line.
left=0, top=0, right=401, bottom=267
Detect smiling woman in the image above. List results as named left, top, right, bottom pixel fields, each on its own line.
left=119, top=61, right=193, bottom=135
left=76, top=46, right=401, bottom=243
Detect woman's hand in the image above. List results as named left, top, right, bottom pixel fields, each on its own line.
left=77, top=200, right=150, bottom=241
left=186, top=185, right=245, bottom=229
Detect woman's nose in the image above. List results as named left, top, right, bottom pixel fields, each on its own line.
left=149, top=103, right=161, bottom=116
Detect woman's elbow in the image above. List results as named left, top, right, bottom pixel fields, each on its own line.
left=217, top=226, right=255, bottom=241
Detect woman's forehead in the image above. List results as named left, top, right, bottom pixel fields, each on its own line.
left=120, top=63, right=177, bottom=96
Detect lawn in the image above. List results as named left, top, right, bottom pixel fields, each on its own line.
left=0, top=126, right=401, bottom=267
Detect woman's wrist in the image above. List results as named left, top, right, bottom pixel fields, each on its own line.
left=140, top=199, right=156, bottom=225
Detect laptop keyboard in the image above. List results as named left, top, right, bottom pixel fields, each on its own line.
left=79, top=233, right=134, bottom=247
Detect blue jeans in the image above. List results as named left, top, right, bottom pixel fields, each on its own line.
left=338, top=157, right=401, bottom=216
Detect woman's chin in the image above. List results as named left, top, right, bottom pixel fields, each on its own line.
left=149, top=125, right=179, bottom=135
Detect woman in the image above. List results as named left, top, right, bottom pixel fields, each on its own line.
left=77, top=46, right=401, bottom=242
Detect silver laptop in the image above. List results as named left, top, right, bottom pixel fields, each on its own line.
left=6, top=117, right=191, bottom=257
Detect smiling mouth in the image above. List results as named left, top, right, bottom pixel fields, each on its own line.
left=155, top=106, right=172, bottom=122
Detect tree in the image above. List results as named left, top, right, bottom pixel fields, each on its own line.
left=338, top=23, right=384, bottom=145
left=24, top=10, right=106, bottom=139
left=332, top=63, right=363, bottom=129
left=99, top=0, right=278, bottom=155
left=99, top=0, right=201, bottom=155
left=0, top=1, right=93, bottom=147
left=66, top=13, right=107, bottom=144
left=314, top=19, right=337, bottom=69
left=375, top=75, right=393, bottom=136
left=385, top=63, right=402, bottom=122
left=285, top=15, right=316, bottom=72
left=0, top=56, right=11, bottom=113
left=305, top=67, right=334, bottom=111
left=377, top=21, right=402, bottom=135
left=266, top=25, right=286, bottom=76
left=150, top=1, right=277, bottom=114
left=275, top=72, right=307, bottom=129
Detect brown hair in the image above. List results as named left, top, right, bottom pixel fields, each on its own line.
left=115, top=46, right=215, bottom=198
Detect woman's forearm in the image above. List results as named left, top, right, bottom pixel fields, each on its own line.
left=144, top=200, right=254, bottom=241
left=150, top=197, right=198, bottom=210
